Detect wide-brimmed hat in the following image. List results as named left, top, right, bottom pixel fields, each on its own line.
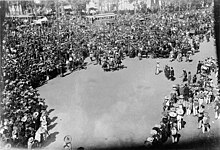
left=21, top=116, right=27, bottom=122
left=154, top=124, right=161, bottom=128
left=169, top=111, right=177, bottom=117
left=28, top=137, right=34, bottom=143
left=170, top=90, right=177, bottom=94
left=33, top=112, right=39, bottom=118
left=173, top=84, right=178, bottom=88
left=176, top=108, right=184, bottom=115
left=179, top=95, right=184, bottom=99
left=39, top=127, right=46, bottom=134
left=13, top=126, right=18, bottom=131
left=172, top=103, right=179, bottom=108
left=146, top=137, right=154, bottom=142
left=164, top=95, right=170, bottom=100
left=150, top=129, right=157, bottom=135
left=170, top=107, right=176, bottom=112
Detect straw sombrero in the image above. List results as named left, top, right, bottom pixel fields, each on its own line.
left=13, top=126, right=18, bottom=131
left=176, top=108, right=184, bottom=115
left=146, top=137, right=154, bottom=142
left=179, top=95, right=184, bottom=99
left=28, top=137, right=34, bottom=143
left=164, top=95, right=170, bottom=100
left=21, top=116, right=27, bottom=122
left=154, top=124, right=161, bottom=128
left=169, top=111, right=177, bottom=117
left=172, top=84, right=178, bottom=88
left=170, top=107, right=176, bottom=112
left=173, top=103, right=179, bottom=108
left=150, top=129, right=157, bottom=135
left=33, top=112, right=39, bottom=118
left=39, top=127, right=46, bottom=134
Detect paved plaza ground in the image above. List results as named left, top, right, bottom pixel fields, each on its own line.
left=39, top=38, right=220, bottom=150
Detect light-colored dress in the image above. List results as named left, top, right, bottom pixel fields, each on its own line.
left=155, top=63, right=160, bottom=74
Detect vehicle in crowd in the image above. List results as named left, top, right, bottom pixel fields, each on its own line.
left=85, top=13, right=117, bottom=24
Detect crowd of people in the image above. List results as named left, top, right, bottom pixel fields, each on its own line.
left=0, top=78, right=50, bottom=149
left=144, top=56, right=219, bottom=148
left=0, top=3, right=216, bottom=149
left=2, top=8, right=214, bottom=87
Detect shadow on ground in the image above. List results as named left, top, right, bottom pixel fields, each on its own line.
left=43, top=132, right=59, bottom=147
left=89, top=135, right=220, bottom=150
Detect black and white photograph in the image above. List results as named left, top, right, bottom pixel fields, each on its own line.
left=0, top=0, right=220, bottom=150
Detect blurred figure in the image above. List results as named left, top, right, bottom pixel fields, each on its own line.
left=202, top=112, right=210, bottom=133
left=170, top=67, right=175, bottom=81
left=155, top=61, right=160, bottom=75
left=198, top=105, right=205, bottom=129
left=170, top=123, right=178, bottom=144
left=188, top=72, right=191, bottom=85
left=192, top=74, right=197, bottom=83
left=197, top=61, right=202, bottom=74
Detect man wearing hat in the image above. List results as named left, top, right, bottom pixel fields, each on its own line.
left=197, top=61, right=202, bottom=74
left=198, top=105, right=205, bottom=129
left=186, top=98, right=193, bottom=115
left=180, top=69, right=187, bottom=82
left=192, top=74, right=197, bottom=84
left=193, top=98, right=199, bottom=116
left=176, top=105, right=184, bottom=131
left=170, top=123, right=178, bottom=144
left=169, top=107, right=177, bottom=124
left=202, top=112, right=210, bottom=133
left=170, top=67, right=175, bottom=81
left=188, top=71, right=192, bottom=85
left=214, top=100, right=220, bottom=119
left=27, top=137, right=34, bottom=149
left=163, top=96, right=170, bottom=111
left=198, top=90, right=205, bottom=106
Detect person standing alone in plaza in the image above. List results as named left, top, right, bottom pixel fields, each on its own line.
left=170, top=67, right=175, bottom=81
left=188, top=72, right=192, bottom=85
left=155, top=61, right=160, bottom=75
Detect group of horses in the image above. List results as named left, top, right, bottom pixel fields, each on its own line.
left=101, top=54, right=123, bottom=71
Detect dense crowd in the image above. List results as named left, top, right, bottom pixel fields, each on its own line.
left=144, top=57, right=219, bottom=148
left=0, top=5, right=215, bottom=149
left=2, top=8, right=214, bottom=87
